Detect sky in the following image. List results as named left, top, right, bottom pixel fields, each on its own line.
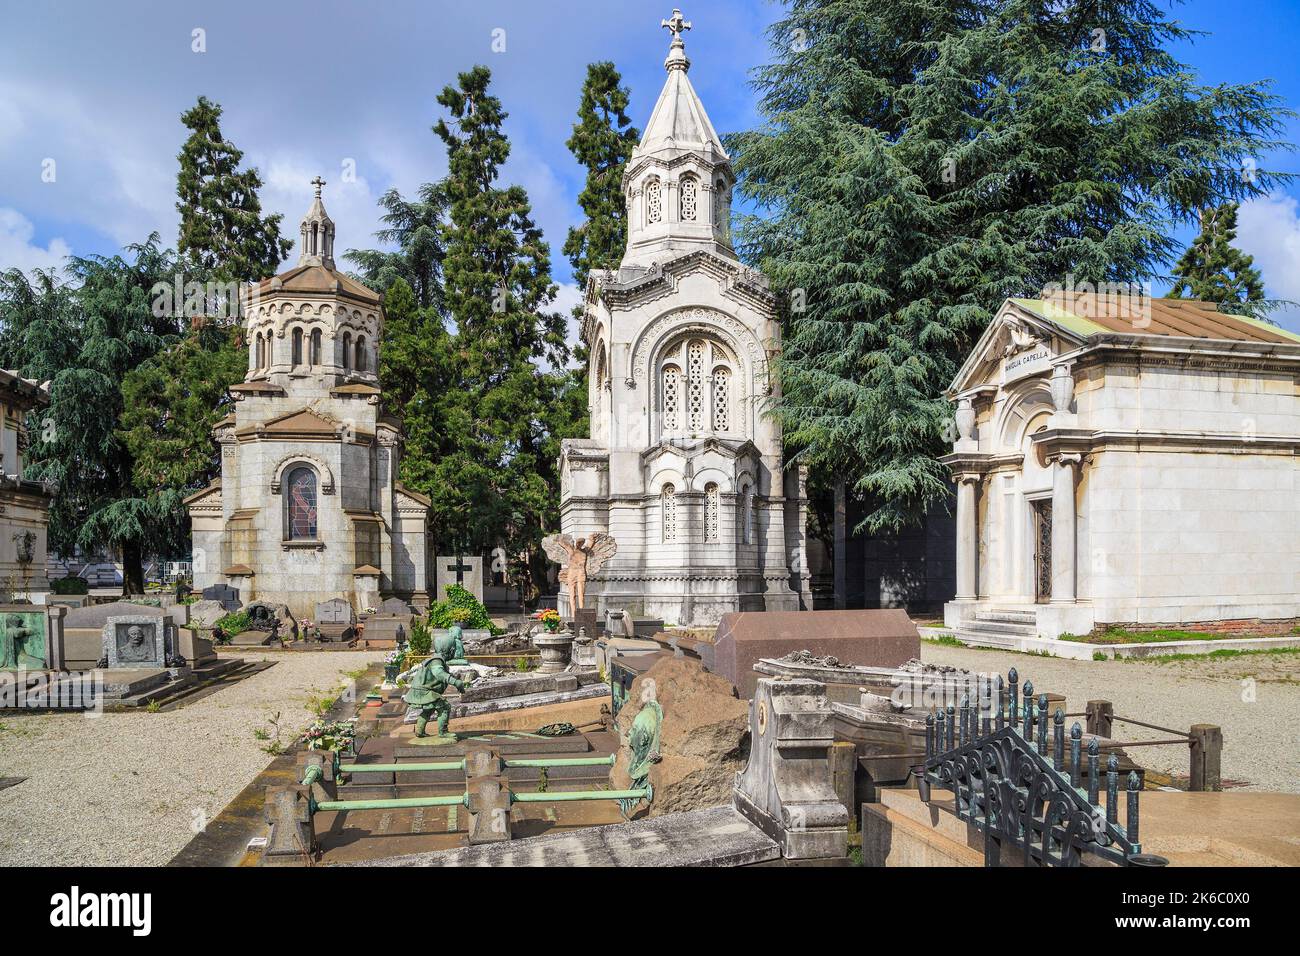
left=1, top=0, right=1298, bottom=335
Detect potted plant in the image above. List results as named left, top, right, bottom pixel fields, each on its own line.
left=536, top=608, right=561, bottom=633
left=383, top=648, right=405, bottom=683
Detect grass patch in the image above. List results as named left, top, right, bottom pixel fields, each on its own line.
left=1065, top=628, right=1256, bottom=645
left=924, top=634, right=967, bottom=649
left=1134, top=646, right=1300, bottom=665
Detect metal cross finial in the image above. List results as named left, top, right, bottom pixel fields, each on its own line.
left=311, top=175, right=326, bottom=198
left=661, top=8, right=691, bottom=40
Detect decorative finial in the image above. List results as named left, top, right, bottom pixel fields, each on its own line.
left=311, top=175, right=326, bottom=199
left=662, top=8, right=691, bottom=40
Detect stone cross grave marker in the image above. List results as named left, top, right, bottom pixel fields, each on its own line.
left=201, top=583, right=240, bottom=612
left=435, top=554, right=483, bottom=604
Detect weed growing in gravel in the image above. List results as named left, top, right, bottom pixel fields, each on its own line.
left=924, top=635, right=967, bottom=649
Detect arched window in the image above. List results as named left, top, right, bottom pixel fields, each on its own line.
left=310, top=329, right=322, bottom=367
left=355, top=336, right=367, bottom=373
left=646, top=180, right=662, bottom=224
left=680, top=176, right=698, bottom=221
left=342, top=332, right=352, bottom=372
left=662, top=365, right=681, bottom=430
left=712, top=367, right=731, bottom=431
left=292, top=327, right=303, bottom=366
left=255, top=332, right=264, bottom=369
left=687, top=340, right=706, bottom=431
left=657, top=337, right=738, bottom=437
left=704, top=482, right=719, bottom=542
left=286, top=467, right=318, bottom=540
left=661, top=484, right=677, bottom=543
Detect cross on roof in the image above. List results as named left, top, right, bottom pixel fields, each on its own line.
left=661, top=8, right=691, bottom=40
left=311, top=175, right=326, bottom=198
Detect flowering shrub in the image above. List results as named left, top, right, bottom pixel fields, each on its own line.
left=535, top=608, right=561, bottom=631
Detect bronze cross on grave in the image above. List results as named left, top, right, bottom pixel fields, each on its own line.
left=661, top=8, right=691, bottom=40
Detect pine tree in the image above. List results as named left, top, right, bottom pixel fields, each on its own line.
left=1168, top=204, right=1266, bottom=315
left=564, top=62, right=639, bottom=314
left=344, top=183, right=449, bottom=311
left=428, top=65, right=571, bottom=589
left=176, top=95, right=291, bottom=282
left=732, top=0, right=1292, bottom=532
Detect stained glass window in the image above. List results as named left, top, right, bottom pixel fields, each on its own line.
left=687, top=340, right=705, bottom=430
left=287, top=467, right=318, bottom=540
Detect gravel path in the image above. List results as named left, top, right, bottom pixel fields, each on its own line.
left=921, top=644, right=1300, bottom=794
left=0, top=651, right=383, bottom=867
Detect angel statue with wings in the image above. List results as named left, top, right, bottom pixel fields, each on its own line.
left=542, top=532, right=617, bottom=613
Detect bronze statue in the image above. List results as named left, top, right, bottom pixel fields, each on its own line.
left=542, top=533, right=617, bottom=612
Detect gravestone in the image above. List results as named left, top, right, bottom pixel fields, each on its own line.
left=201, top=583, right=240, bottom=612
left=434, top=555, right=483, bottom=604
left=188, top=599, right=227, bottom=630
left=314, top=598, right=356, bottom=643
left=63, top=601, right=178, bottom=670
left=103, top=615, right=176, bottom=669
left=362, top=597, right=414, bottom=646
left=713, top=610, right=920, bottom=699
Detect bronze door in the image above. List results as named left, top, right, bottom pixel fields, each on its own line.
left=1034, top=501, right=1053, bottom=603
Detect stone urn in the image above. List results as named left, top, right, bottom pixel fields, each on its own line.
left=533, top=631, right=575, bottom=674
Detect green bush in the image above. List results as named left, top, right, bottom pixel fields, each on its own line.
left=427, top=584, right=501, bottom=634
left=408, top=618, right=432, bottom=656
left=51, top=576, right=89, bottom=595
left=213, top=610, right=251, bottom=643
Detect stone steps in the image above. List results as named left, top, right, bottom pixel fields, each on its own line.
left=974, top=608, right=1038, bottom=625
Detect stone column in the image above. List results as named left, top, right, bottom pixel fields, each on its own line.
left=955, top=474, right=980, bottom=601
left=1050, top=454, right=1081, bottom=604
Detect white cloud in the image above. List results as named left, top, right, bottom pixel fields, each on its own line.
left=0, top=208, right=71, bottom=277
left=1237, top=193, right=1300, bottom=334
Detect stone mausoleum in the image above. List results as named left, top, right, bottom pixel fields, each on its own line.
left=187, top=182, right=430, bottom=619
left=942, top=292, right=1300, bottom=641
left=558, top=12, right=809, bottom=626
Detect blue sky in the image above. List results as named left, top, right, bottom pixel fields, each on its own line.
left=1, top=0, right=1298, bottom=334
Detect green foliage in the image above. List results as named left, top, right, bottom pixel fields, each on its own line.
left=213, top=609, right=250, bottom=642
left=408, top=617, right=432, bottom=656
left=427, top=583, right=499, bottom=634
left=1168, top=204, right=1268, bottom=316
left=564, top=60, right=640, bottom=366
left=731, top=0, right=1294, bottom=533
left=2, top=237, right=180, bottom=591
left=118, top=321, right=247, bottom=558
left=176, top=95, right=290, bottom=282
left=344, top=184, right=448, bottom=310
left=50, top=576, right=88, bottom=595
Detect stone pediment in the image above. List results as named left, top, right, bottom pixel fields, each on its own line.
left=235, top=408, right=358, bottom=441
left=949, top=302, right=1079, bottom=396
left=587, top=250, right=774, bottom=328
left=395, top=482, right=431, bottom=508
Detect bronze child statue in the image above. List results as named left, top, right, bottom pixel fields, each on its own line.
left=402, top=626, right=472, bottom=740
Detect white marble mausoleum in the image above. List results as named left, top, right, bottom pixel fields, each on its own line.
left=558, top=12, right=810, bottom=626
left=943, top=292, right=1300, bottom=641
left=187, top=182, right=431, bottom=619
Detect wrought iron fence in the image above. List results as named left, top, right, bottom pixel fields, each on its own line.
left=920, top=667, right=1148, bottom=867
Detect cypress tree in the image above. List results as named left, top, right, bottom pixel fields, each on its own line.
left=564, top=62, right=640, bottom=319
left=1168, top=203, right=1267, bottom=315
left=176, top=95, right=291, bottom=282
left=345, top=183, right=449, bottom=311
left=731, top=0, right=1292, bottom=532
left=429, top=65, right=570, bottom=587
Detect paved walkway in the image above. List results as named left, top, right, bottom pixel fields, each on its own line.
left=921, top=644, right=1300, bottom=793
